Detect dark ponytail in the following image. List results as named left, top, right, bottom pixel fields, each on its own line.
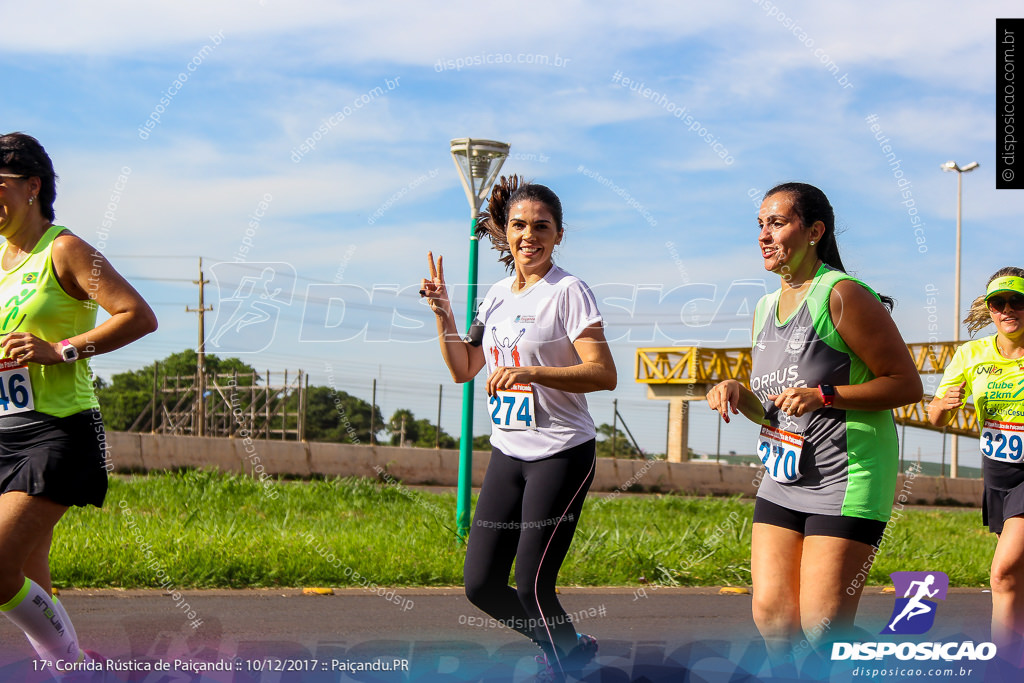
left=764, top=182, right=894, bottom=311
left=476, top=175, right=563, bottom=273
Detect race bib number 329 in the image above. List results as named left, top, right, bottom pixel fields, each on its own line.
left=757, top=424, right=803, bottom=484
left=0, top=358, right=34, bottom=415
left=489, top=383, right=536, bottom=431
left=981, top=419, right=1024, bottom=462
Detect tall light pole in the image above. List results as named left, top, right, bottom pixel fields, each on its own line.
left=940, top=160, right=978, bottom=479
left=450, top=138, right=510, bottom=540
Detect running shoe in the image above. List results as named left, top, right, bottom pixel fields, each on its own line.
left=572, top=633, right=599, bottom=664
left=534, top=653, right=564, bottom=683
left=559, top=632, right=599, bottom=673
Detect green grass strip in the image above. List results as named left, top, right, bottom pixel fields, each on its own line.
left=48, top=470, right=996, bottom=589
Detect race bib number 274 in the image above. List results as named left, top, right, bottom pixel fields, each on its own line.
left=489, top=383, right=536, bottom=431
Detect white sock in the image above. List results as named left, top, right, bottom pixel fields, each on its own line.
left=0, top=578, right=79, bottom=663
left=51, top=596, right=79, bottom=648
left=27, top=595, right=82, bottom=661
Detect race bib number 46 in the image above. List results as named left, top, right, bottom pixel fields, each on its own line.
left=757, top=424, right=803, bottom=484
left=981, top=419, right=1024, bottom=463
left=0, top=358, right=34, bottom=415
left=489, top=383, right=536, bottom=431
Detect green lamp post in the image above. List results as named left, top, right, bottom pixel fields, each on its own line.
left=449, top=137, right=510, bottom=540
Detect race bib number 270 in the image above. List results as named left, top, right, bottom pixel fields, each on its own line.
left=0, top=359, right=34, bottom=415
left=489, top=383, right=536, bottom=431
left=757, top=424, right=803, bottom=483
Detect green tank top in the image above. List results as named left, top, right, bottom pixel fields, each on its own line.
left=750, top=264, right=899, bottom=522
left=0, top=225, right=99, bottom=416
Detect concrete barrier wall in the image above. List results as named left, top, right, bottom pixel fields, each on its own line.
left=106, top=432, right=983, bottom=507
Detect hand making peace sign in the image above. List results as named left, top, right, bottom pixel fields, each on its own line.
left=420, top=251, right=452, bottom=318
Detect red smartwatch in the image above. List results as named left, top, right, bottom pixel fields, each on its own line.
left=818, top=384, right=835, bottom=408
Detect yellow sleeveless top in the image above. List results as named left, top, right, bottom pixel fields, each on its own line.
left=0, top=226, right=98, bottom=416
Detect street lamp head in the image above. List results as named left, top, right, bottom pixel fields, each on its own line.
left=942, top=159, right=979, bottom=344
left=450, top=138, right=511, bottom=216
left=941, top=160, right=980, bottom=174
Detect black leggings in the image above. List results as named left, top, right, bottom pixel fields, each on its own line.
left=464, top=439, right=595, bottom=662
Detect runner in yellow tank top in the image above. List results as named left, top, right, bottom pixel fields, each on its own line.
left=0, top=133, right=157, bottom=669
left=0, top=223, right=99, bottom=416
left=929, top=267, right=1024, bottom=658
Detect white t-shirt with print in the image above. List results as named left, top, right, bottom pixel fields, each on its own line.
left=476, top=265, right=603, bottom=460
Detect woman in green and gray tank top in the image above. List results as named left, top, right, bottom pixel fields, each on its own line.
left=0, top=133, right=157, bottom=668
left=707, top=183, right=922, bottom=662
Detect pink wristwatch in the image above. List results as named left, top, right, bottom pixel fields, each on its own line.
left=60, top=339, right=79, bottom=363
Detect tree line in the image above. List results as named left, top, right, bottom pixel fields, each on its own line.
left=94, top=350, right=641, bottom=457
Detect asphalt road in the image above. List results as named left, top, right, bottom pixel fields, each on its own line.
left=0, top=586, right=1014, bottom=683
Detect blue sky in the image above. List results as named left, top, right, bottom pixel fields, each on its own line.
left=1, top=1, right=1018, bottom=465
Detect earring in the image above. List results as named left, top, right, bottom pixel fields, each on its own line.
left=28, top=196, right=34, bottom=206
left=809, top=240, right=815, bottom=246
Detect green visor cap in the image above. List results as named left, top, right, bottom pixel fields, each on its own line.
left=985, top=276, right=1024, bottom=301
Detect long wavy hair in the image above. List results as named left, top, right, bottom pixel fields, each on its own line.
left=475, top=175, right=563, bottom=273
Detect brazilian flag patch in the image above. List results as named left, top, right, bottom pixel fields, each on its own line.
left=21, top=273, right=38, bottom=284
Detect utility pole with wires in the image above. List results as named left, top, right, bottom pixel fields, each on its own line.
left=186, top=257, right=213, bottom=436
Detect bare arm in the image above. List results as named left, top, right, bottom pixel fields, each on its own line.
left=707, top=379, right=766, bottom=424
left=1, top=233, right=157, bottom=364
left=769, top=280, right=923, bottom=416
left=484, top=323, right=617, bottom=396
left=927, top=381, right=966, bottom=427
left=421, top=251, right=485, bottom=383
left=708, top=317, right=764, bottom=424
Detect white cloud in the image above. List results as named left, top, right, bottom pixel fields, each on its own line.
left=5, top=1, right=1022, bottom=462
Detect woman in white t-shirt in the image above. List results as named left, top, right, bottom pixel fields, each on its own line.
left=421, top=176, right=616, bottom=680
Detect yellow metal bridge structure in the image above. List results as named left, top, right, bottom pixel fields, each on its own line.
left=636, top=342, right=977, bottom=464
